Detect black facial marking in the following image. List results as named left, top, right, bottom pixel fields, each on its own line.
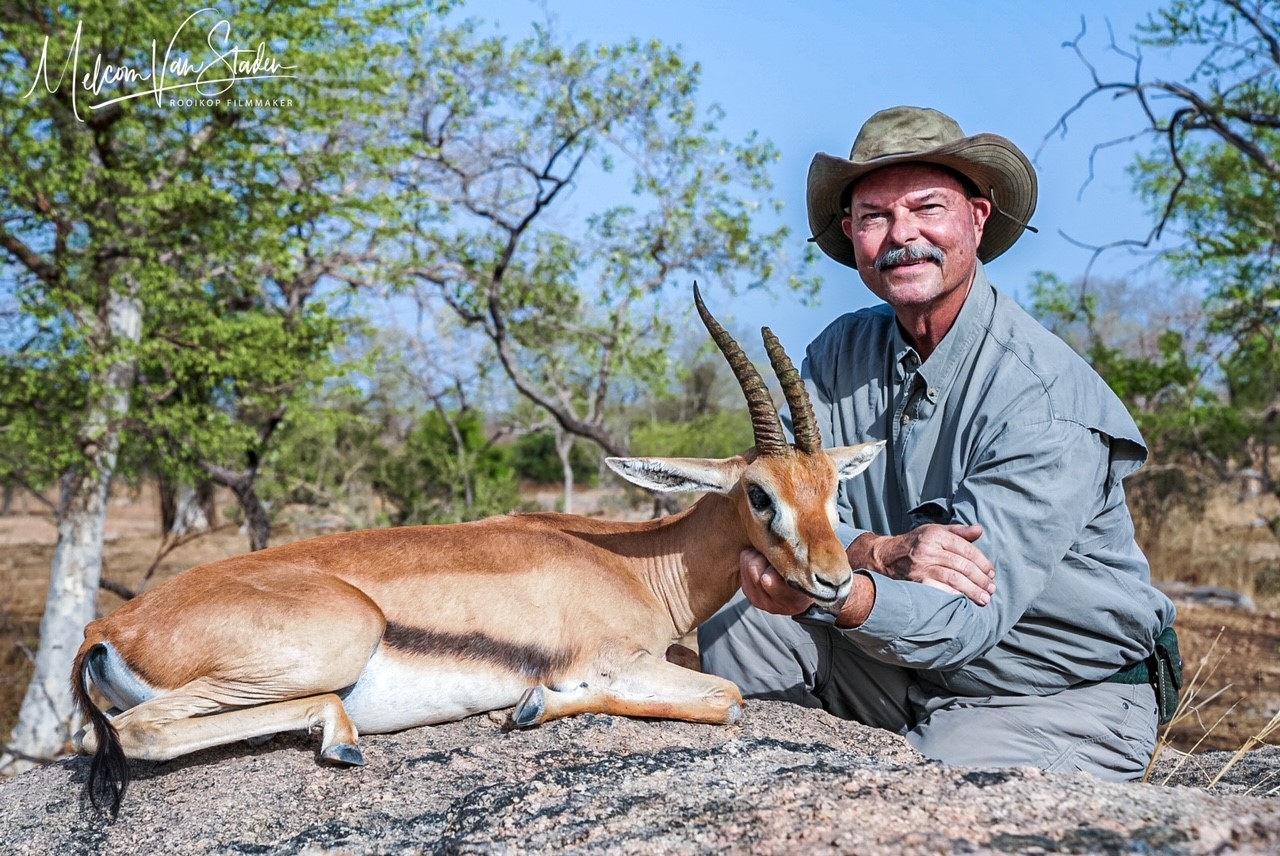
left=383, top=622, right=574, bottom=680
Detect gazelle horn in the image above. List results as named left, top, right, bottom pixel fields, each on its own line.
left=762, top=327, right=822, bottom=454
left=692, top=283, right=790, bottom=457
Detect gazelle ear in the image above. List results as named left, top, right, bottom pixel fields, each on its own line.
left=605, top=457, right=746, bottom=495
left=826, top=441, right=885, bottom=481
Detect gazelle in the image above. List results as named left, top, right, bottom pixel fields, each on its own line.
left=72, top=285, right=883, bottom=815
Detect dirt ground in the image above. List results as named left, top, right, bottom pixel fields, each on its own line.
left=2, top=485, right=1278, bottom=756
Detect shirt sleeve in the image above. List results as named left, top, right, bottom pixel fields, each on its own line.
left=841, top=418, right=1109, bottom=670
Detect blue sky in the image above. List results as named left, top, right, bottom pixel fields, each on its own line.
left=467, top=0, right=1188, bottom=354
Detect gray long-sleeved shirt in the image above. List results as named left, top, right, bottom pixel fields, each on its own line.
left=803, top=264, right=1176, bottom=697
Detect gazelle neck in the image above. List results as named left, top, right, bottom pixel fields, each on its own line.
left=642, top=493, right=748, bottom=638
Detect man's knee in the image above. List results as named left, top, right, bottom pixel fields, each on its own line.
left=698, top=593, right=822, bottom=706
left=907, top=682, right=1158, bottom=781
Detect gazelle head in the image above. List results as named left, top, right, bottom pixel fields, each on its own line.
left=607, top=285, right=883, bottom=614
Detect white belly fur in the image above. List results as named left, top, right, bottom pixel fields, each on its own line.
left=339, top=647, right=532, bottom=734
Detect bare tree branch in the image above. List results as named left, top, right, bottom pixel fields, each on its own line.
left=1044, top=4, right=1279, bottom=291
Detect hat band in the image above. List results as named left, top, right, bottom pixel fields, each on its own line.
left=806, top=211, right=843, bottom=246
left=988, top=187, right=1038, bottom=234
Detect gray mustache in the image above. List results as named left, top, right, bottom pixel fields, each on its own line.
left=875, top=243, right=945, bottom=272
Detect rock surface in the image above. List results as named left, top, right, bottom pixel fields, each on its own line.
left=2, top=701, right=1278, bottom=854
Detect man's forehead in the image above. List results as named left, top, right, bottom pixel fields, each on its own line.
left=849, top=163, right=969, bottom=205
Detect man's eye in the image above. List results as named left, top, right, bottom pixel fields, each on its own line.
left=747, top=485, right=774, bottom=513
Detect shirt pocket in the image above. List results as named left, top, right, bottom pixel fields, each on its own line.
left=908, top=498, right=953, bottom=529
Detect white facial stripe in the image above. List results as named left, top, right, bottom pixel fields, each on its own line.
left=770, top=497, right=804, bottom=563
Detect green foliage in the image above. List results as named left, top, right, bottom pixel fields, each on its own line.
left=372, top=409, right=519, bottom=525
left=509, top=431, right=598, bottom=486
left=631, top=411, right=754, bottom=460
left=1054, top=2, right=1280, bottom=481
left=1030, top=273, right=1250, bottom=466
left=0, top=1, right=425, bottom=523
left=131, top=301, right=356, bottom=484
left=255, top=384, right=385, bottom=510
left=1128, top=2, right=1280, bottom=473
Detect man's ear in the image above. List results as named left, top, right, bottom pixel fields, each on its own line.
left=970, top=195, right=993, bottom=237
left=840, top=214, right=856, bottom=241
left=826, top=441, right=885, bottom=481
left=605, top=456, right=746, bottom=494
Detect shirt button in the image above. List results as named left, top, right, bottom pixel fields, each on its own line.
left=901, top=414, right=912, bottom=425
left=927, top=388, right=938, bottom=402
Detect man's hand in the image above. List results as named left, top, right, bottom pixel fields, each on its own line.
left=850, top=524, right=995, bottom=605
left=739, top=548, right=876, bottom=628
left=739, top=548, right=814, bottom=616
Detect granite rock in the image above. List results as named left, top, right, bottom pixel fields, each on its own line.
left=1, top=700, right=1277, bottom=855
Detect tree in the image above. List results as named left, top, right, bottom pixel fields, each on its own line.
left=252, top=383, right=386, bottom=527
left=392, top=17, right=815, bottom=491
left=510, top=430, right=598, bottom=488
left=131, top=256, right=370, bottom=551
left=1048, top=0, right=1280, bottom=486
left=372, top=407, right=520, bottom=525
left=0, top=1, right=414, bottom=773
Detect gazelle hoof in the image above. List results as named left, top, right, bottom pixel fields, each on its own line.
left=513, top=686, right=545, bottom=728
left=73, top=725, right=97, bottom=755
left=320, top=743, right=365, bottom=766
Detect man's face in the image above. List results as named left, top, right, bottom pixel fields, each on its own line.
left=840, top=164, right=992, bottom=313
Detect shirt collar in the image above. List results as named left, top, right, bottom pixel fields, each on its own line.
left=889, top=263, right=995, bottom=388
left=891, top=335, right=919, bottom=382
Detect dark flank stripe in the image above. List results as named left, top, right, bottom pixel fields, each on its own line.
left=382, top=622, right=574, bottom=680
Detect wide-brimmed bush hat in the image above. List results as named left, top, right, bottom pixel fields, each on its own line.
left=807, top=106, right=1037, bottom=266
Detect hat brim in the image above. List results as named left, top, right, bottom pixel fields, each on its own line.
left=807, top=133, right=1037, bottom=267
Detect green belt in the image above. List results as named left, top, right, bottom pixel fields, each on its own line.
left=1105, top=626, right=1183, bottom=724
left=1108, top=660, right=1153, bottom=684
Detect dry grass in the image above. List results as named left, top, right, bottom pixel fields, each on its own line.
left=1135, top=483, right=1280, bottom=608
left=1145, top=629, right=1231, bottom=784
left=1209, top=708, right=1280, bottom=791
left=1145, top=626, right=1280, bottom=791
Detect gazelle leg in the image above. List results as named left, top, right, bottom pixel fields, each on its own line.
left=513, top=652, right=745, bottom=727
left=81, top=684, right=363, bottom=765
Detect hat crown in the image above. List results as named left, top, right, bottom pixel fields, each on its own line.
left=850, top=106, right=966, bottom=164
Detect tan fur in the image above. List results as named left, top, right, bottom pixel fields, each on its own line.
left=72, top=442, right=882, bottom=800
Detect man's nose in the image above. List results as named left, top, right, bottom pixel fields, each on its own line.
left=887, top=212, right=921, bottom=245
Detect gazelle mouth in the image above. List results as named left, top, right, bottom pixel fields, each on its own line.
left=787, top=578, right=851, bottom=611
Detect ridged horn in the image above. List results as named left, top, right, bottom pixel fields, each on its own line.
left=692, top=283, right=789, bottom=457
left=762, top=327, right=822, bottom=454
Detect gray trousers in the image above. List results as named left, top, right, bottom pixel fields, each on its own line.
left=698, top=592, right=1158, bottom=782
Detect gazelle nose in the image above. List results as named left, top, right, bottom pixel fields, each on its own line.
left=814, top=573, right=844, bottom=592
left=832, top=577, right=853, bottom=610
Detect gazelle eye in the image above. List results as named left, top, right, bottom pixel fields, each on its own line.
left=746, top=484, right=773, bottom=513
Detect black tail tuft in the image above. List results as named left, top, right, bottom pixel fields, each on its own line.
left=71, top=645, right=130, bottom=818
